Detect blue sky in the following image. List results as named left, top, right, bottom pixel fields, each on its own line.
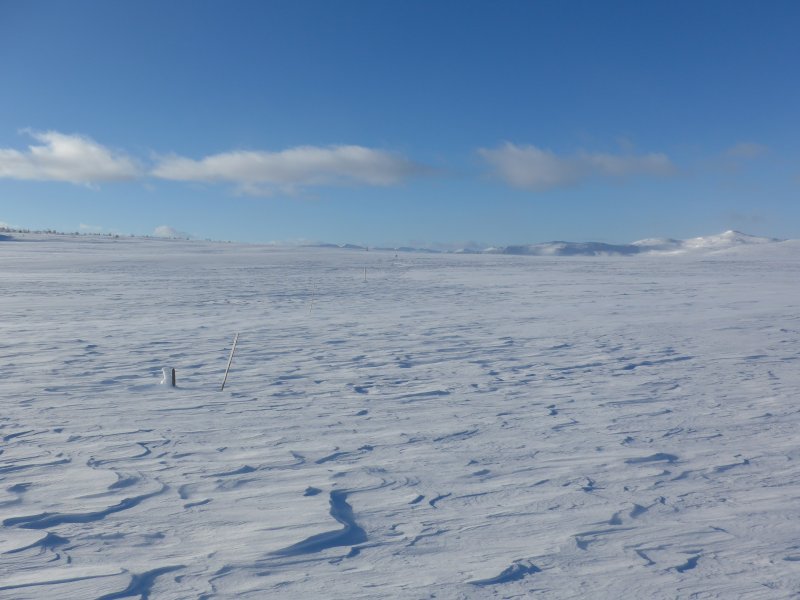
left=1, top=0, right=798, bottom=246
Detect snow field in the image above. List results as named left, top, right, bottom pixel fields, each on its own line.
left=2, top=235, right=800, bottom=598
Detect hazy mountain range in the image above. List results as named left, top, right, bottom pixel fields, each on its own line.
left=0, top=228, right=784, bottom=256
left=313, top=231, right=783, bottom=256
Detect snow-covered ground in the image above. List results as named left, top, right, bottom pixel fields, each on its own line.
left=2, top=233, right=800, bottom=598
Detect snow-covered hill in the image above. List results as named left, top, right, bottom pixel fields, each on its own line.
left=633, top=230, right=781, bottom=254
left=496, top=230, right=782, bottom=256
left=2, top=229, right=786, bottom=257
left=498, top=240, right=642, bottom=256
left=306, top=230, right=785, bottom=257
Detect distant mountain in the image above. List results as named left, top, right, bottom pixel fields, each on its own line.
left=628, top=230, right=780, bottom=255
left=495, top=241, right=642, bottom=256
left=308, top=231, right=783, bottom=256
left=664, top=230, right=780, bottom=252
left=489, top=231, right=781, bottom=257
left=307, top=242, right=368, bottom=250
left=373, top=246, right=442, bottom=254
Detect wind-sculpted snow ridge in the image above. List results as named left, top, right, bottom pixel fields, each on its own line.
left=2, top=235, right=800, bottom=597
left=271, top=490, right=367, bottom=556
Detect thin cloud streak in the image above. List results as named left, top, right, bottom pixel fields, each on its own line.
left=0, top=130, right=140, bottom=184
left=152, top=145, right=425, bottom=194
left=478, top=142, right=675, bottom=190
left=726, top=142, right=768, bottom=159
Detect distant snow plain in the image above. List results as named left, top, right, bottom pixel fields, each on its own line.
left=2, top=232, right=800, bottom=598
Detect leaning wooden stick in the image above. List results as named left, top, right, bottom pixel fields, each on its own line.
left=220, top=332, right=239, bottom=391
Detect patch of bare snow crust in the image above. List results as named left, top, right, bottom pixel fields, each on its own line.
left=2, top=233, right=800, bottom=598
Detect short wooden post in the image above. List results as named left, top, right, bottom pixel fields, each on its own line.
left=171, top=368, right=176, bottom=387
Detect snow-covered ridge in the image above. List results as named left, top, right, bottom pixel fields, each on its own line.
left=497, top=241, right=642, bottom=256
left=1, top=228, right=786, bottom=256
left=674, top=230, right=780, bottom=250
left=307, top=231, right=783, bottom=256
left=489, top=231, right=781, bottom=256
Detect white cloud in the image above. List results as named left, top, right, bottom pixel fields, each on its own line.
left=79, top=223, right=103, bottom=233
left=726, top=142, right=768, bottom=159
left=478, top=144, right=578, bottom=189
left=152, top=145, right=422, bottom=194
left=0, top=130, right=140, bottom=184
left=478, top=142, right=675, bottom=190
left=153, top=225, right=189, bottom=239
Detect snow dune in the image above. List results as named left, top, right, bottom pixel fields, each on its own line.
left=2, top=234, right=800, bottom=598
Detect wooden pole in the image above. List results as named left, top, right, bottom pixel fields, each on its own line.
left=220, top=332, right=239, bottom=391
left=171, top=368, right=176, bottom=387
